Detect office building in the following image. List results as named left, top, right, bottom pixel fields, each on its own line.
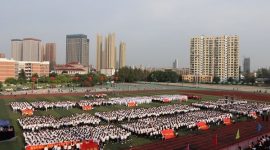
left=119, top=41, right=126, bottom=68
left=243, top=57, right=250, bottom=73
left=45, top=43, right=56, bottom=71
left=189, top=35, right=239, bottom=82
left=66, top=34, right=89, bottom=67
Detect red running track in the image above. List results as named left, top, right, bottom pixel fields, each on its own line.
left=133, top=118, right=270, bottom=150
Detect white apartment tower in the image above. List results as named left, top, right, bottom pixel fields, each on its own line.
left=190, top=35, right=239, bottom=82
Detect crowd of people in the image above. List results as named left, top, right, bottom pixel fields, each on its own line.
left=246, top=135, right=270, bottom=150
left=152, top=95, right=188, bottom=102
left=95, top=104, right=199, bottom=122
left=192, top=99, right=270, bottom=117
left=77, top=99, right=116, bottom=107
left=23, top=125, right=131, bottom=148
left=10, top=102, right=33, bottom=111
left=121, top=110, right=232, bottom=136
left=18, top=113, right=100, bottom=131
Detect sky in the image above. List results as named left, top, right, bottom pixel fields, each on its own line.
left=0, top=0, right=270, bottom=71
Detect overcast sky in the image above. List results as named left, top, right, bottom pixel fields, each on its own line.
left=1, top=0, right=270, bottom=71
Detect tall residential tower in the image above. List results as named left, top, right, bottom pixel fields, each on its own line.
left=190, top=35, right=239, bottom=82
left=119, top=41, right=126, bottom=68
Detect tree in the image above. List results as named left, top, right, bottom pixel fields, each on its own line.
left=0, top=81, right=3, bottom=89
left=18, top=69, right=27, bottom=84
left=227, top=77, right=234, bottom=83
left=5, top=77, right=17, bottom=85
left=213, top=76, right=220, bottom=84
left=147, top=70, right=179, bottom=83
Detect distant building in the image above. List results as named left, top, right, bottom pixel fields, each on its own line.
left=11, top=38, right=45, bottom=62
left=17, top=61, right=50, bottom=78
left=45, top=43, right=56, bottom=71
left=66, top=34, right=89, bottom=67
left=173, top=59, right=178, bottom=69
left=104, top=33, right=116, bottom=69
left=22, top=38, right=42, bottom=61
left=0, top=53, right=5, bottom=58
left=182, top=74, right=213, bottom=83
left=243, top=57, right=250, bottom=73
left=55, top=62, right=88, bottom=75
left=0, top=58, right=49, bottom=82
left=119, top=41, right=126, bottom=68
left=11, top=39, right=23, bottom=61
left=96, top=34, right=103, bottom=71
left=190, top=35, right=239, bottom=82
left=100, top=68, right=116, bottom=76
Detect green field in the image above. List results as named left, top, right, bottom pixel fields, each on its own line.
left=0, top=90, right=219, bottom=150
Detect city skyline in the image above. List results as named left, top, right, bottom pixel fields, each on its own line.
left=1, top=0, right=270, bottom=70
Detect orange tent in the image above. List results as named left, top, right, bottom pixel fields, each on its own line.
left=21, top=109, right=33, bottom=116
left=196, top=121, right=209, bottom=130
left=161, top=129, right=175, bottom=140
left=163, top=98, right=171, bottom=103
left=82, top=105, right=93, bottom=111
left=223, top=118, right=231, bottom=125
left=128, top=101, right=136, bottom=107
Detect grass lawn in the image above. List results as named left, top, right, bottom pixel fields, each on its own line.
left=0, top=90, right=220, bottom=150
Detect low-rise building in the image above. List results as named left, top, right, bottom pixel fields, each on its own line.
left=182, top=75, right=213, bottom=83
left=0, top=58, right=49, bottom=82
left=55, top=62, right=88, bottom=75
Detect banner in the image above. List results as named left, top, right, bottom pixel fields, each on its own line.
left=161, top=129, right=175, bottom=140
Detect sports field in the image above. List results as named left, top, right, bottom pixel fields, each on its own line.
left=0, top=89, right=220, bottom=150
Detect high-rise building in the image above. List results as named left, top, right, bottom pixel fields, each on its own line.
left=173, top=59, right=178, bottom=69
left=119, top=41, right=126, bottom=68
left=22, top=38, right=42, bottom=61
left=45, top=43, right=56, bottom=71
left=243, top=57, right=250, bottom=73
left=66, top=34, right=89, bottom=67
left=104, top=33, right=116, bottom=69
left=11, top=39, right=23, bottom=61
left=190, top=35, right=239, bottom=82
left=0, top=53, right=5, bottom=58
left=96, top=34, right=103, bottom=71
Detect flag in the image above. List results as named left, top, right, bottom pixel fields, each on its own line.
left=256, top=123, right=263, bottom=132
left=235, top=129, right=240, bottom=140
left=212, top=134, right=218, bottom=145
left=186, top=144, right=190, bottom=150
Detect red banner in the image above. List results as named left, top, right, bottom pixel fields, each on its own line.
left=161, top=129, right=175, bottom=140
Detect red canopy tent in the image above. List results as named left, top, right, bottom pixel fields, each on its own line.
left=161, top=129, right=175, bottom=140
